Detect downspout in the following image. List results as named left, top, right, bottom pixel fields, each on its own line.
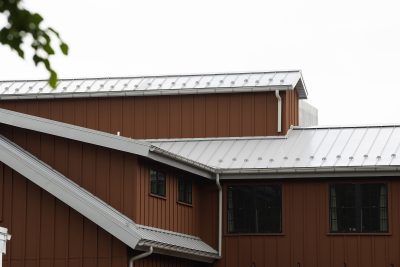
left=128, top=246, right=153, bottom=267
left=216, top=173, right=222, bottom=257
left=275, top=90, right=282, bottom=133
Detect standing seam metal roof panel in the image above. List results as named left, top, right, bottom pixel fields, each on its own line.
left=0, top=70, right=307, bottom=100
left=148, top=125, right=400, bottom=172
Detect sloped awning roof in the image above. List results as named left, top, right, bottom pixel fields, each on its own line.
left=149, top=125, right=400, bottom=177
left=0, top=134, right=219, bottom=263
left=0, top=70, right=307, bottom=100
left=0, top=108, right=213, bottom=178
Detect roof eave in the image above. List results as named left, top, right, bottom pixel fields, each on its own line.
left=218, top=166, right=400, bottom=179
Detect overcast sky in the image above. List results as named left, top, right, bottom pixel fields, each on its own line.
left=1, top=0, right=400, bottom=126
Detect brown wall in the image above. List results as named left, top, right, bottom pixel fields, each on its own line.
left=0, top=91, right=299, bottom=139
left=283, top=90, right=299, bottom=133
left=0, top=125, right=217, bottom=266
left=0, top=155, right=128, bottom=267
left=216, top=178, right=400, bottom=267
left=133, top=159, right=218, bottom=248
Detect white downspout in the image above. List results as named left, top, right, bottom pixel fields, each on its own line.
left=128, top=246, right=153, bottom=267
left=216, top=173, right=222, bottom=257
left=275, top=90, right=282, bottom=133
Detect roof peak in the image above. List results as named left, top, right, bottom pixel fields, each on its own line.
left=1, top=70, right=302, bottom=83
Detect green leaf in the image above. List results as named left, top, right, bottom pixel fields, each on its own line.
left=49, top=70, right=58, bottom=88
left=60, top=42, right=68, bottom=55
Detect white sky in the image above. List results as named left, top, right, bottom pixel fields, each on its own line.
left=1, top=0, right=400, bottom=126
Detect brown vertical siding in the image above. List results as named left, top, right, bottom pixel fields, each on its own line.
left=0, top=151, right=128, bottom=267
left=134, top=159, right=218, bottom=249
left=282, top=89, right=299, bottom=134
left=219, top=179, right=400, bottom=267
left=133, top=253, right=210, bottom=267
left=0, top=91, right=298, bottom=138
left=0, top=124, right=218, bottom=266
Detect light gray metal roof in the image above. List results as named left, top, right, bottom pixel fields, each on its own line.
left=0, top=134, right=218, bottom=262
left=0, top=70, right=307, bottom=100
left=135, top=225, right=219, bottom=262
left=149, top=125, right=400, bottom=175
left=0, top=108, right=213, bottom=178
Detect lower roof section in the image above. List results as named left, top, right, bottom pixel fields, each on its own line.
left=149, top=125, right=400, bottom=175
left=0, top=134, right=218, bottom=263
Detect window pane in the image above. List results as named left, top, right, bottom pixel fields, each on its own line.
left=228, top=185, right=282, bottom=233
left=330, top=184, right=358, bottom=232
left=157, top=172, right=166, bottom=196
left=361, top=184, right=388, bottom=232
left=330, top=183, right=388, bottom=233
left=150, top=169, right=158, bottom=195
left=178, top=177, right=192, bottom=204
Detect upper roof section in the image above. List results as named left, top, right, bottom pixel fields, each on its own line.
left=0, top=70, right=307, bottom=100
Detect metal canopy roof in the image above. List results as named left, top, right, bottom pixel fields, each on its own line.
left=0, top=134, right=218, bottom=263
left=149, top=125, right=400, bottom=175
left=0, top=70, right=307, bottom=100
left=0, top=108, right=213, bottom=178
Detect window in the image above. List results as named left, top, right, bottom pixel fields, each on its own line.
left=329, top=183, right=388, bottom=233
left=150, top=169, right=166, bottom=197
left=227, top=185, right=282, bottom=233
left=178, top=177, right=192, bottom=204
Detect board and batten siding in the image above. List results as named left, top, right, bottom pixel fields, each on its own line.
left=0, top=91, right=299, bottom=138
left=0, top=125, right=217, bottom=266
left=216, top=179, right=400, bottom=267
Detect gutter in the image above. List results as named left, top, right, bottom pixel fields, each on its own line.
left=215, top=173, right=222, bottom=257
left=128, top=246, right=153, bottom=267
left=275, top=90, right=282, bottom=133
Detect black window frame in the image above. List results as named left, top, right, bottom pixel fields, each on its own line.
left=227, top=184, right=282, bottom=234
left=150, top=169, right=166, bottom=197
left=329, top=182, right=388, bottom=233
left=178, top=177, right=192, bottom=205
